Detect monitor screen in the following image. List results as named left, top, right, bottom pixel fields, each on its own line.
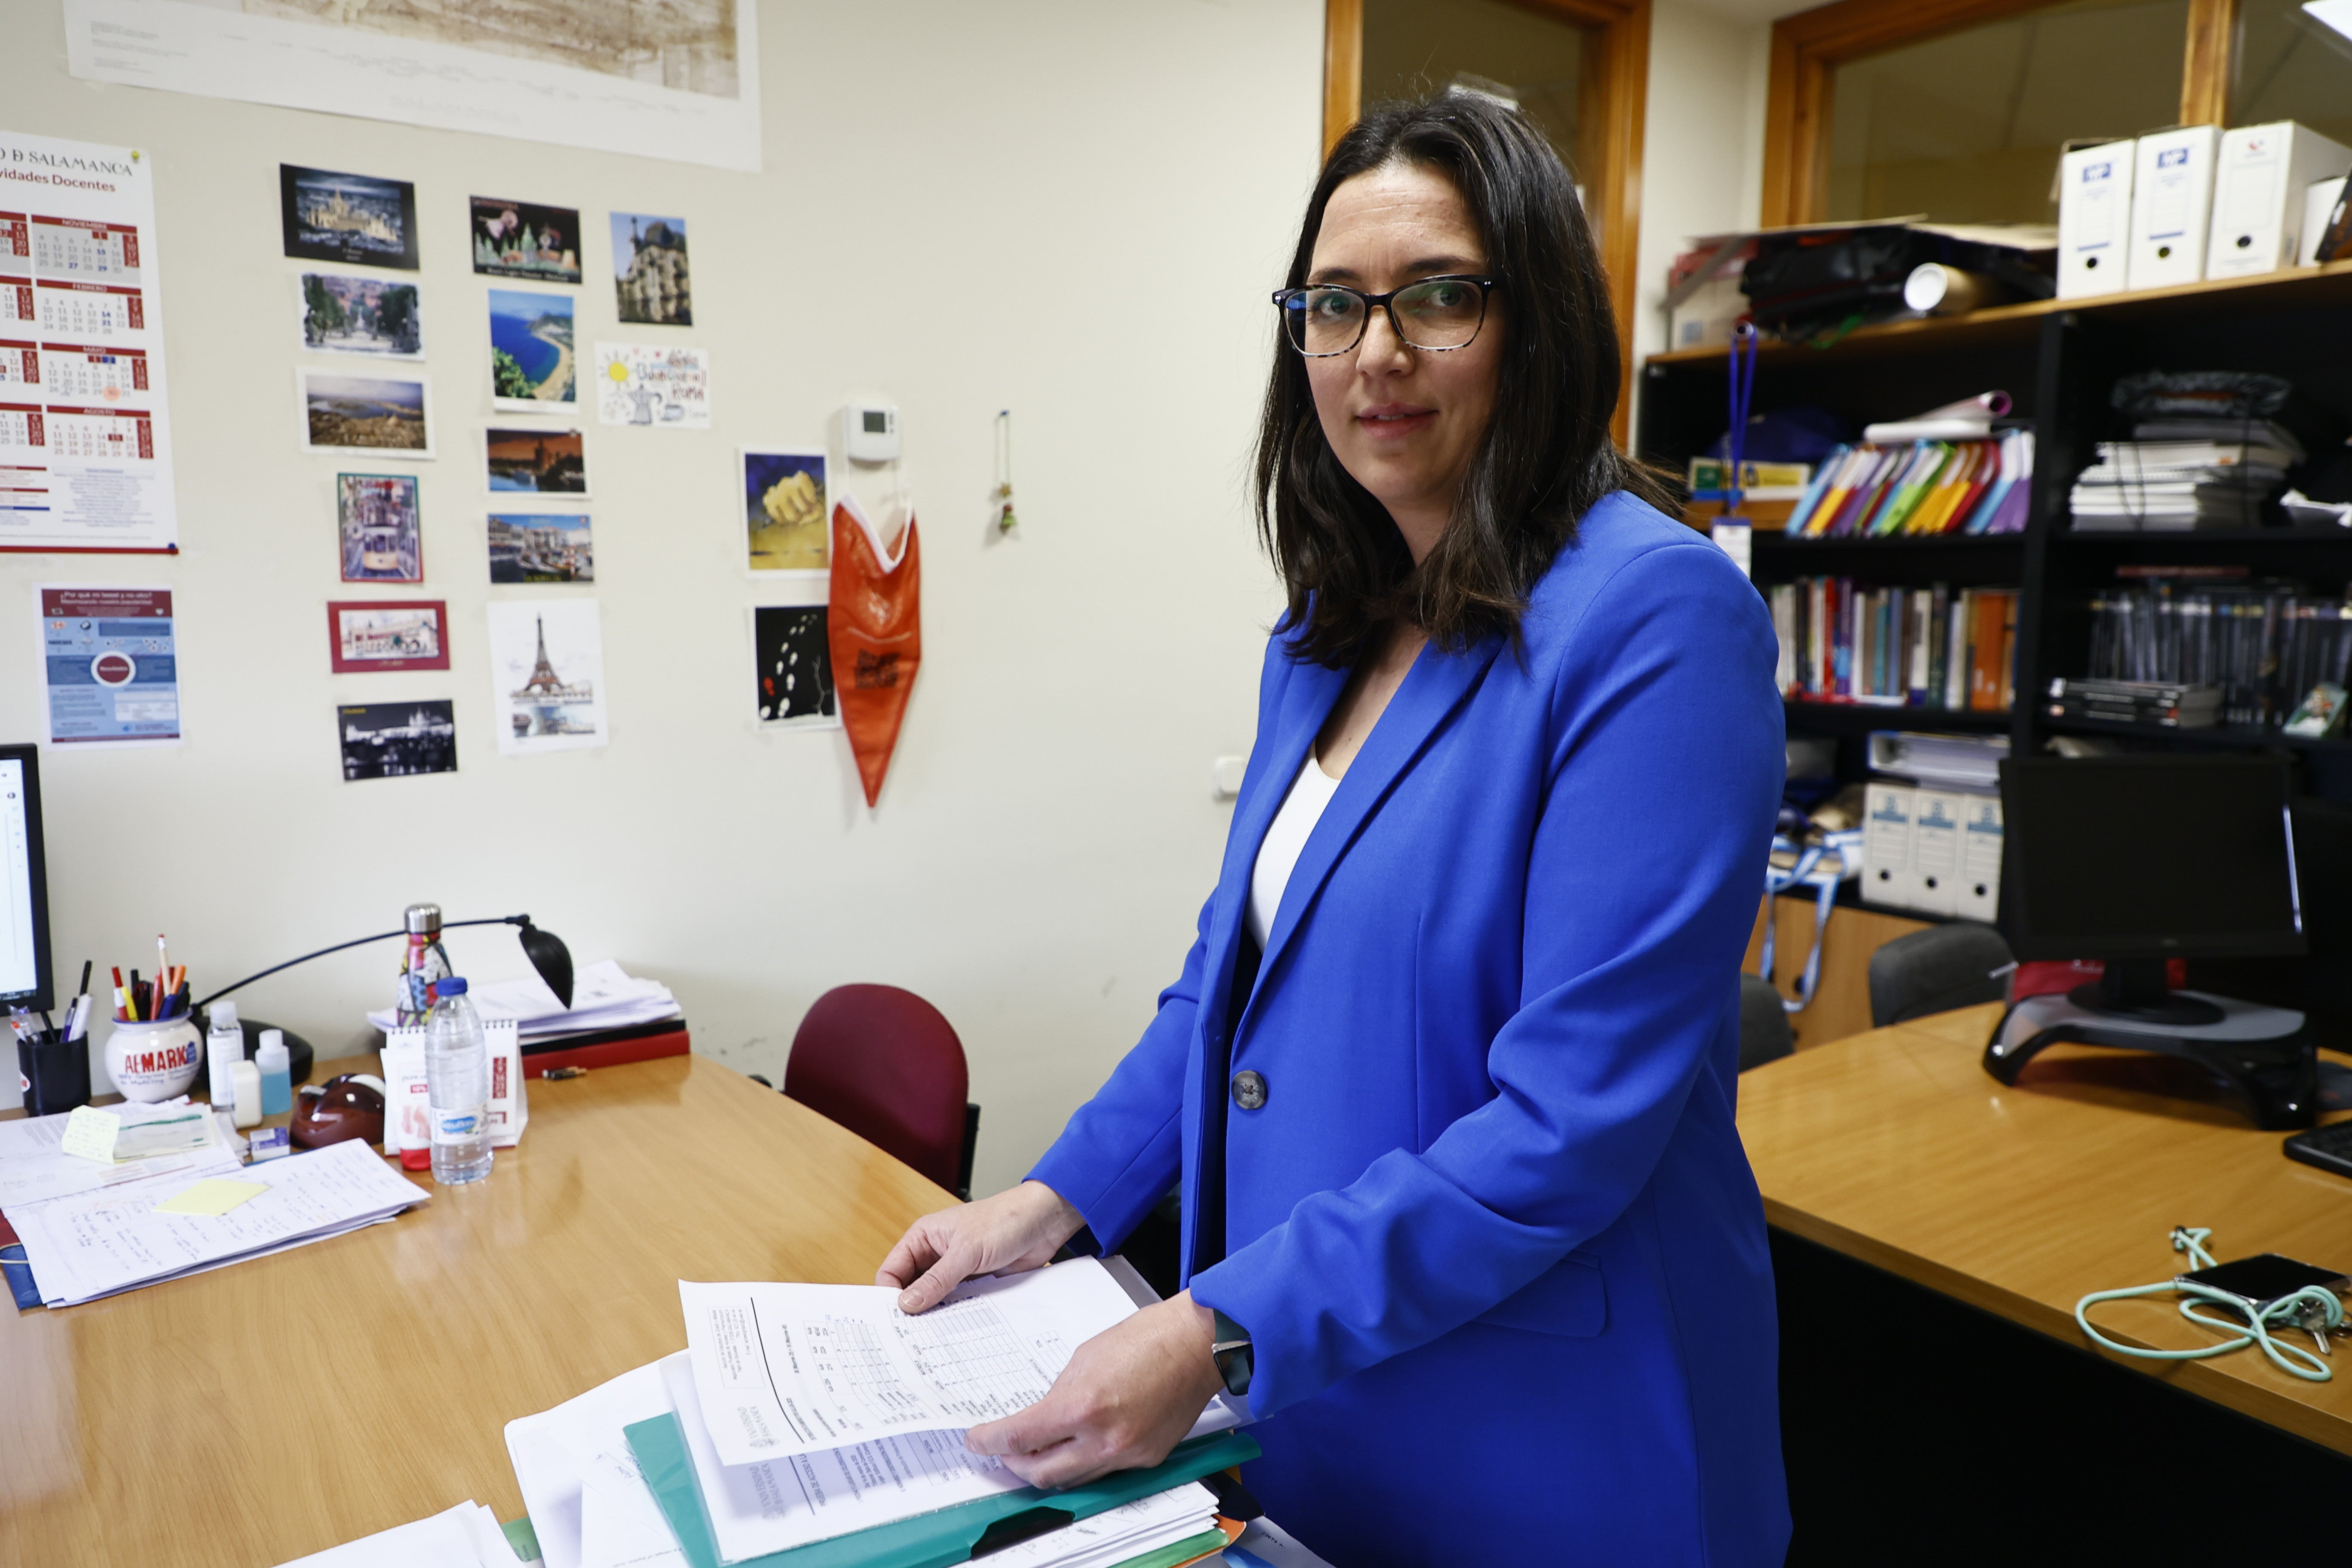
left=2002, top=754, right=2306, bottom=961
left=0, top=745, right=51, bottom=1011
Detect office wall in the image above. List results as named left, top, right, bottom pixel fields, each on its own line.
left=0, top=1, right=1321, bottom=1201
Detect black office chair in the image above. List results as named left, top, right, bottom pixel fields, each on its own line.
left=1739, top=973, right=1795, bottom=1072
left=1868, top=922, right=2014, bottom=1028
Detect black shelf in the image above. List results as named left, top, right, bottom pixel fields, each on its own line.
left=2051, top=526, right=2352, bottom=548
left=1756, top=532, right=2027, bottom=550
left=2039, top=715, right=2352, bottom=753
left=1784, top=700, right=2013, bottom=737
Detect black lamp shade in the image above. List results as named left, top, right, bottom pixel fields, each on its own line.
left=518, top=919, right=574, bottom=1009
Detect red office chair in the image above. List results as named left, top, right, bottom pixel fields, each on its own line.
left=782, top=984, right=980, bottom=1199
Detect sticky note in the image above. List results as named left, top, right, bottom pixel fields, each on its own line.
left=153, top=1178, right=269, bottom=1217
left=59, top=1105, right=123, bottom=1164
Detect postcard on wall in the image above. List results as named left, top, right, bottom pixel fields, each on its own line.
left=301, top=369, right=433, bottom=458
left=611, top=214, right=691, bottom=325
left=0, top=128, right=178, bottom=554
left=298, top=273, right=422, bottom=358
left=64, top=1, right=765, bottom=175
left=753, top=602, right=838, bottom=730
left=327, top=599, right=447, bottom=674
left=38, top=585, right=181, bottom=746
left=594, top=342, right=708, bottom=428
left=279, top=165, right=419, bottom=270
left=338, top=472, right=422, bottom=583
left=487, top=599, right=608, bottom=754
left=485, top=426, right=588, bottom=495
left=488, top=512, right=592, bottom=582
left=470, top=197, right=582, bottom=283
left=340, top=700, right=456, bottom=781
left=742, top=448, right=827, bottom=573
left=490, top=289, right=576, bottom=409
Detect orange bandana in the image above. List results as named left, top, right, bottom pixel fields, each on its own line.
left=827, top=496, right=920, bottom=807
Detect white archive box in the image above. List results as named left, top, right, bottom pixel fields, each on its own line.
left=2058, top=141, right=2134, bottom=299
left=2128, top=126, right=2220, bottom=291
left=1955, top=794, right=2003, bottom=923
left=1907, top=790, right=1966, bottom=917
left=2302, top=178, right=2346, bottom=265
left=1861, top=782, right=1916, bottom=910
left=2206, top=122, right=2352, bottom=281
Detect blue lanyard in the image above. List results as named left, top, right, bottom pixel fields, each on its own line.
left=1725, top=322, right=1758, bottom=518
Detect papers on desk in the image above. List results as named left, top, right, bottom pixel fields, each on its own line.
left=368, top=959, right=680, bottom=1044
left=8, top=1136, right=426, bottom=1307
left=272, top=1500, right=515, bottom=1567
left=505, top=1360, right=684, bottom=1568
left=0, top=1100, right=242, bottom=1212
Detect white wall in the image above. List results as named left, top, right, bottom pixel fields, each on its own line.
left=0, top=0, right=1321, bottom=1200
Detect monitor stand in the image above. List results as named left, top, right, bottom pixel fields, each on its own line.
left=1982, top=986, right=2313, bottom=1130
left=2067, top=958, right=2227, bottom=1027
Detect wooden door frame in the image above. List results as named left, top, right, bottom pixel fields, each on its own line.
left=1760, top=0, right=2242, bottom=228
left=1324, top=0, right=1653, bottom=444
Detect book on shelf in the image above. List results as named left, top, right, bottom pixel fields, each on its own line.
left=2084, top=580, right=2352, bottom=727
left=1782, top=431, right=2032, bottom=538
left=1687, top=455, right=1812, bottom=502
left=2045, top=676, right=2223, bottom=728
left=1767, top=577, right=2016, bottom=712
left=2068, top=438, right=2290, bottom=530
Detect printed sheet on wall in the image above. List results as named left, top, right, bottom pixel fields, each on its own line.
left=0, top=129, right=178, bottom=553
left=61, top=0, right=764, bottom=173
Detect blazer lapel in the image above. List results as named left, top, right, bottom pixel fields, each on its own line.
left=1245, top=633, right=1504, bottom=1013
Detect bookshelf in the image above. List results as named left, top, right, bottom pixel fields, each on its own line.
left=1636, top=260, right=2352, bottom=808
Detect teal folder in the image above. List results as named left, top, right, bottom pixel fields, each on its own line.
left=624, top=1415, right=1259, bottom=1568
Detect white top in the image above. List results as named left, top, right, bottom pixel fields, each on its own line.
left=1248, top=752, right=1344, bottom=950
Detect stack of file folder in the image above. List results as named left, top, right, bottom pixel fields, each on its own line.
left=506, top=1258, right=1256, bottom=1568
left=2068, top=418, right=2303, bottom=531
left=367, top=959, right=682, bottom=1047
left=1782, top=431, right=2033, bottom=537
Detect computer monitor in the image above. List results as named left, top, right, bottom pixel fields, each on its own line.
left=2001, top=753, right=2306, bottom=1025
left=0, top=744, right=53, bottom=1014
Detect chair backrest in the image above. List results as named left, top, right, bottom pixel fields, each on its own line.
left=1738, top=972, right=1796, bottom=1072
left=1868, top=921, right=2015, bottom=1029
left=785, top=984, right=970, bottom=1194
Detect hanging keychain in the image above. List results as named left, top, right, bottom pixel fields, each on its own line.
left=993, top=409, right=1017, bottom=533
left=1714, top=323, right=1758, bottom=576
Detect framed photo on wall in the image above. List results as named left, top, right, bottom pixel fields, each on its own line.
left=327, top=598, right=448, bottom=673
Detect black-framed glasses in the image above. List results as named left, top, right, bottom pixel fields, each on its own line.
left=1272, top=275, right=1498, bottom=356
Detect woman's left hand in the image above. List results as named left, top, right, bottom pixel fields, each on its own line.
left=963, top=1290, right=1229, bottom=1488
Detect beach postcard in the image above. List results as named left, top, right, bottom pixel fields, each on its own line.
left=490, top=288, right=576, bottom=407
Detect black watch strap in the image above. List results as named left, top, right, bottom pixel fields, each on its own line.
left=1210, top=1308, right=1253, bottom=1399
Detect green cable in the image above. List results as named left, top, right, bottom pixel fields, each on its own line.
left=2075, top=1226, right=2344, bottom=1384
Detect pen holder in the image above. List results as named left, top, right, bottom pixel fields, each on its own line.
left=17, top=1030, right=92, bottom=1117
left=102, top=1017, right=202, bottom=1102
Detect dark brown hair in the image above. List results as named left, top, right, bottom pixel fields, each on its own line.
left=1253, top=92, right=1674, bottom=666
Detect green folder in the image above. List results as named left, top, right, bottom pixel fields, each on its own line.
left=624, top=1414, right=1259, bottom=1568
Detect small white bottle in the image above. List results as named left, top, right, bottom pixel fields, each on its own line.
left=205, top=1000, right=241, bottom=1111
left=256, top=1028, right=292, bottom=1116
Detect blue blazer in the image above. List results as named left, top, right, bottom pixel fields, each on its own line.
left=1029, top=493, right=1789, bottom=1565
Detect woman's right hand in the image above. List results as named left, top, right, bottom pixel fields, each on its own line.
left=876, top=1179, right=1086, bottom=1313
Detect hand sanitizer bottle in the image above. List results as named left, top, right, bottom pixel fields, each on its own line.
left=256, top=1028, right=292, bottom=1116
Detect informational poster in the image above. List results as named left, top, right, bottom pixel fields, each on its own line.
left=38, top=585, right=180, bottom=746
left=0, top=129, right=178, bottom=553
left=62, top=0, right=763, bottom=174
left=595, top=342, right=709, bottom=428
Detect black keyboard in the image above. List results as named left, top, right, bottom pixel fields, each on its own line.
left=2284, top=1120, right=2352, bottom=1179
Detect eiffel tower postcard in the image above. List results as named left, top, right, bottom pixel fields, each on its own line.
left=486, top=600, right=608, bottom=755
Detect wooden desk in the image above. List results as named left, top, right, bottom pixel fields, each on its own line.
left=0, top=1055, right=954, bottom=1567
left=1740, top=1003, right=2352, bottom=1457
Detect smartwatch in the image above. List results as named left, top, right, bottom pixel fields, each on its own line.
left=1210, top=1309, right=1253, bottom=1398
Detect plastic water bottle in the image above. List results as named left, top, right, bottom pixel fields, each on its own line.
left=425, top=977, right=492, bottom=1185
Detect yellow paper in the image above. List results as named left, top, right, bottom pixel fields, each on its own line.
left=153, top=1178, right=269, bottom=1217
left=58, top=1105, right=122, bottom=1164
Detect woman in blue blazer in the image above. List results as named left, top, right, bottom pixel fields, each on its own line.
left=879, top=92, right=1788, bottom=1565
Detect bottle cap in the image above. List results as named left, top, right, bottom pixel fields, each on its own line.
left=404, top=903, right=443, bottom=937
left=439, top=977, right=468, bottom=995
left=258, top=1028, right=285, bottom=1061
left=210, top=1000, right=238, bottom=1028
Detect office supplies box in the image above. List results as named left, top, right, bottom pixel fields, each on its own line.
left=2059, top=141, right=2133, bottom=299
left=1861, top=783, right=1915, bottom=910
left=2127, top=126, right=2220, bottom=291
left=1906, top=790, right=1966, bottom=917
left=2206, top=122, right=2352, bottom=281
left=1955, top=794, right=2003, bottom=923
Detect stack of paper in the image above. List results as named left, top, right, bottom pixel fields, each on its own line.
left=273, top=1500, right=515, bottom=1567
left=2069, top=421, right=2302, bottom=532
left=7, top=1137, right=426, bottom=1307
left=0, top=1099, right=242, bottom=1212
left=506, top=1259, right=1249, bottom=1568
left=368, top=959, right=680, bottom=1044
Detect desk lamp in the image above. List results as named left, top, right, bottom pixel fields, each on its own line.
left=192, top=906, right=573, bottom=1085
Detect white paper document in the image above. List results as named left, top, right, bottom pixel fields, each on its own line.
left=368, top=958, right=679, bottom=1042
left=10, top=1135, right=425, bottom=1306
left=505, top=1359, right=683, bottom=1568
left=0, top=1102, right=239, bottom=1213
left=272, top=1499, right=511, bottom=1568
left=680, top=1258, right=1158, bottom=1469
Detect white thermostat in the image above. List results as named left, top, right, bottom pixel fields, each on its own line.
left=845, top=401, right=900, bottom=462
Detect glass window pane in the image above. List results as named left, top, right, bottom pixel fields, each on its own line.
left=1360, top=0, right=1585, bottom=177
left=1826, top=0, right=2187, bottom=226
left=2233, top=1, right=2352, bottom=152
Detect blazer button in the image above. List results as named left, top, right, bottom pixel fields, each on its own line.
left=1231, top=1070, right=1267, bottom=1111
